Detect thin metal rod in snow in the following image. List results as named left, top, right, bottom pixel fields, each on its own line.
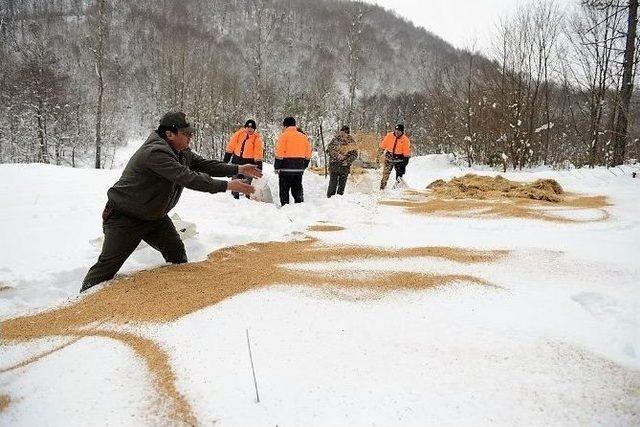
left=246, top=328, right=260, bottom=403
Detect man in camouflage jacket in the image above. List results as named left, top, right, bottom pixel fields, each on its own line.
left=326, top=125, right=358, bottom=197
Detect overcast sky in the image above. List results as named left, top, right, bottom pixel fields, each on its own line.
left=364, top=0, right=576, bottom=55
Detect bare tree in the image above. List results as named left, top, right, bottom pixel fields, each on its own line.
left=248, top=0, right=282, bottom=121
left=345, top=3, right=372, bottom=124
left=612, top=0, right=638, bottom=165
left=532, top=1, right=562, bottom=166
left=567, top=1, right=625, bottom=166
left=491, top=2, right=565, bottom=168
left=463, top=42, right=478, bottom=167
left=90, top=0, right=108, bottom=169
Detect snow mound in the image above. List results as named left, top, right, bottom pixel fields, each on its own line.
left=1, top=156, right=639, bottom=426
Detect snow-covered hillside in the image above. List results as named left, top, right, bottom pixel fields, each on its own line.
left=1, top=154, right=638, bottom=426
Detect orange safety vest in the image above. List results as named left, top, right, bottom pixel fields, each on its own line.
left=274, top=126, right=312, bottom=173
left=380, top=132, right=411, bottom=157
left=225, top=129, right=264, bottom=163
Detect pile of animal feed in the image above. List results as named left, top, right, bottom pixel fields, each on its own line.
left=427, top=174, right=564, bottom=202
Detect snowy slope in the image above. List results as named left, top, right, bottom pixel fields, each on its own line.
left=1, top=154, right=639, bottom=426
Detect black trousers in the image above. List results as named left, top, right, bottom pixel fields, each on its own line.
left=81, top=207, right=187, bottom=292
left=279, top=173, right=304, bottom=205
left=327, top=171, right=349, bottom=197
left=231, top=173, right=253, bottom=199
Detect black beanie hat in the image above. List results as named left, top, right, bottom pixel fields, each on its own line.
left=340, top=125, right=350, bottom=134
left=283, top=116, right=296, bottom=127
left=395, top=124, right=405, bottom=133
left=245, top=119, right=257, bottom=129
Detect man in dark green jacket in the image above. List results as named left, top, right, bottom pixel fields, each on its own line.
left=81, top=111, right=262, bottom=292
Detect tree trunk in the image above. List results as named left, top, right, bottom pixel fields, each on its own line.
left=95, top=67, right=104, bottom=168
left=94, top=0, right=106, bottom=169
left=253, top=0, right=265, bottom=120
left=612, top=0, right=638, bottom=166
left=345, top=6, right=370, bottom=125
left=465, top=53, right=474, bottom=167
left=36, top=99, right=50, bottom=163
left=55, top=138, right=61, bottom=165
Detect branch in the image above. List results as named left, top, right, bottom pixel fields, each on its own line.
left=581, top=2, right=626, bottom=34
left=580, top=33, right=627, bottom=46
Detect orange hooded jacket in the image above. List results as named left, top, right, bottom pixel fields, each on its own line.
left=380, top=132, right=411, bottom=157
left=223, top=128, right=264, bottom=168
left=274, top=126, right=312, bottom=174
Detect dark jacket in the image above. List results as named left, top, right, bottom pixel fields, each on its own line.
left=107, top=132, right=238, bottom=221
left=327, top=131, right=358, bottom=173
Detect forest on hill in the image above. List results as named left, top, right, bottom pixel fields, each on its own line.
left=0, top=0, right=637, bottom=168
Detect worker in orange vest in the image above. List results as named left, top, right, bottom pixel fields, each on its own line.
left=224, top=119, right=264, bottom=199
left=274, top=116, right=312, bottom=205
left=377, top=123, right=411, bottom=189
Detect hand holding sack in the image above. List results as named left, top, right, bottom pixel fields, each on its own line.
left=228, top=179, right=255, bottom=194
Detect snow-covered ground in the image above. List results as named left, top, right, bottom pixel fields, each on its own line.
left=1, top=152, right=639, bottom=426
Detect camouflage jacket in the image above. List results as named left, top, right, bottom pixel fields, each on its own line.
left=326, top=131, right=358, bottom=173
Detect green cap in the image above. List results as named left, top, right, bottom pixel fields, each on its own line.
left=159, top=111, right=197, bottom=134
